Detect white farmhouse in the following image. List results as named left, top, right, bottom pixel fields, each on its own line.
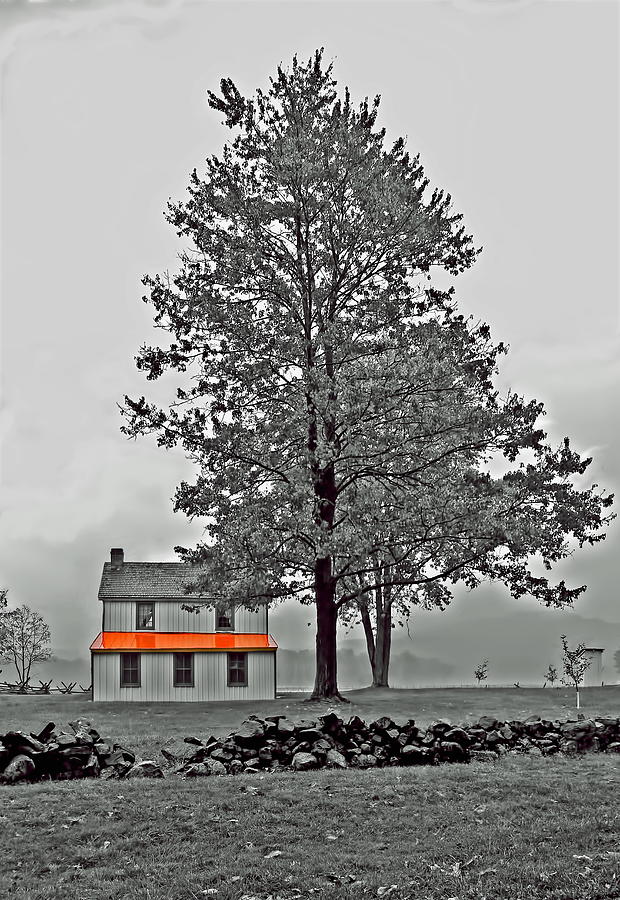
left=90, top=548, right=277, bottom=701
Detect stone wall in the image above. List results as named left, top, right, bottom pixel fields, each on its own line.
left=169, top=711, right=620, bottom=776
left=2, top=711, right=620, bottom=783
left=0, top=720, right=139, bottom=784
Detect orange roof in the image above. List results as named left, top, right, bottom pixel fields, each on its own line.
left=90, top=632, right=278, bottom=652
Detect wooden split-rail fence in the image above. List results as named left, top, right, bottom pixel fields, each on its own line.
left=0, top=680, right=92, bottom=696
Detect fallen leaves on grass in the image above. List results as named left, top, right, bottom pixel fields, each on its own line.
left=323, top=873, right=364, bottom=887
left=428, top=856, right=480, bottom=877
left=239, top=894, right=307, bottom=900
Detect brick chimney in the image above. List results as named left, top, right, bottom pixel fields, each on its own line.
left=110, top=548, right=124, bottom=569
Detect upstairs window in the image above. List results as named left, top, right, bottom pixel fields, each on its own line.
left=227, top=652, right=247, bottom=687
left=120, top=652, right=140, bottom=688
left=216, top=605, right=235, bottom=631
left=173, top=652, right=194, bottom=687
left=136, top=601, right=155, bottom=630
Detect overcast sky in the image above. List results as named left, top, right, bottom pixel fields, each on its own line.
left=1, top=0, right=618, bottom=658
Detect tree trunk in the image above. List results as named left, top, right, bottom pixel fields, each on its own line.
left=310, top=557, right=345, bottom=700
left=307, top=359, right=343, bottom=700
left=359, top=590, right=392, bottom=688
left=372, top=608, right=392, bottom=687
left=372, top=569, right=393, bottom=687
left=359, top=600, right=376, bottom=674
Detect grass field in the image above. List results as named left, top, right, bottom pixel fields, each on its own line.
left=1, top=687, right=619, bottom=900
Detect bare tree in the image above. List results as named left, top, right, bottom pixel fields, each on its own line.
left=474, top=659, right=489, bottom=687
left=560, top=635, right=591, bottom=709
left=543, top=663, right=558, bottom=688
left=0, top=589, right=6, bottom=680
left=0, top=604, right=51, bottom=690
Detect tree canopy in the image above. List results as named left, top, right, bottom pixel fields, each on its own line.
left=122, top=50, right=614, bottom=699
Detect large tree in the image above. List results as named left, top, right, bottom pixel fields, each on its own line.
left=122, top=51, right=614, bottom=699
left=334, top=386, right=615, bottom=689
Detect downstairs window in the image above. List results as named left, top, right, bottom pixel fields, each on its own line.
left=174, top=652, right=194, bottom=687
left=120, top=652, right=140, bottom=687
left=227, top=652, right=247, bottom=687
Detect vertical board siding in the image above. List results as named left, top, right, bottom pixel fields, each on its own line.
left=93, top=651, right=275, bottom=701
left=233, top=605, right=267, bottom=633
left=102, top=601, right=267, bottom=633
left=583, top=651, right=604, bottom=686
left=103, top=601, right=134, bottom=632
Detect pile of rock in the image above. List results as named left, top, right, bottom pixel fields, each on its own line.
left=2, top=712, right=619, bottom=784
left=166, top=711, right=620, bottom=776
left=0, top=719, right=148, bottom=785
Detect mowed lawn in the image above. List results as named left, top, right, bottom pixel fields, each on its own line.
left=1, top=687, right=619, bottom=900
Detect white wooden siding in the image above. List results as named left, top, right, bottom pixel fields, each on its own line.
left=583, top=650, right=604, bottom=687
left=92, top=650, right=275, bottom=701
left=103, top=601, right=267, bottom=633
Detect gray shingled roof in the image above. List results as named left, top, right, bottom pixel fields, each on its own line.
left=98, top=562, right=210, bottom=600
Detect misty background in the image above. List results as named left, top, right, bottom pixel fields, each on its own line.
left=1, top=0, right=618, bottom=690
